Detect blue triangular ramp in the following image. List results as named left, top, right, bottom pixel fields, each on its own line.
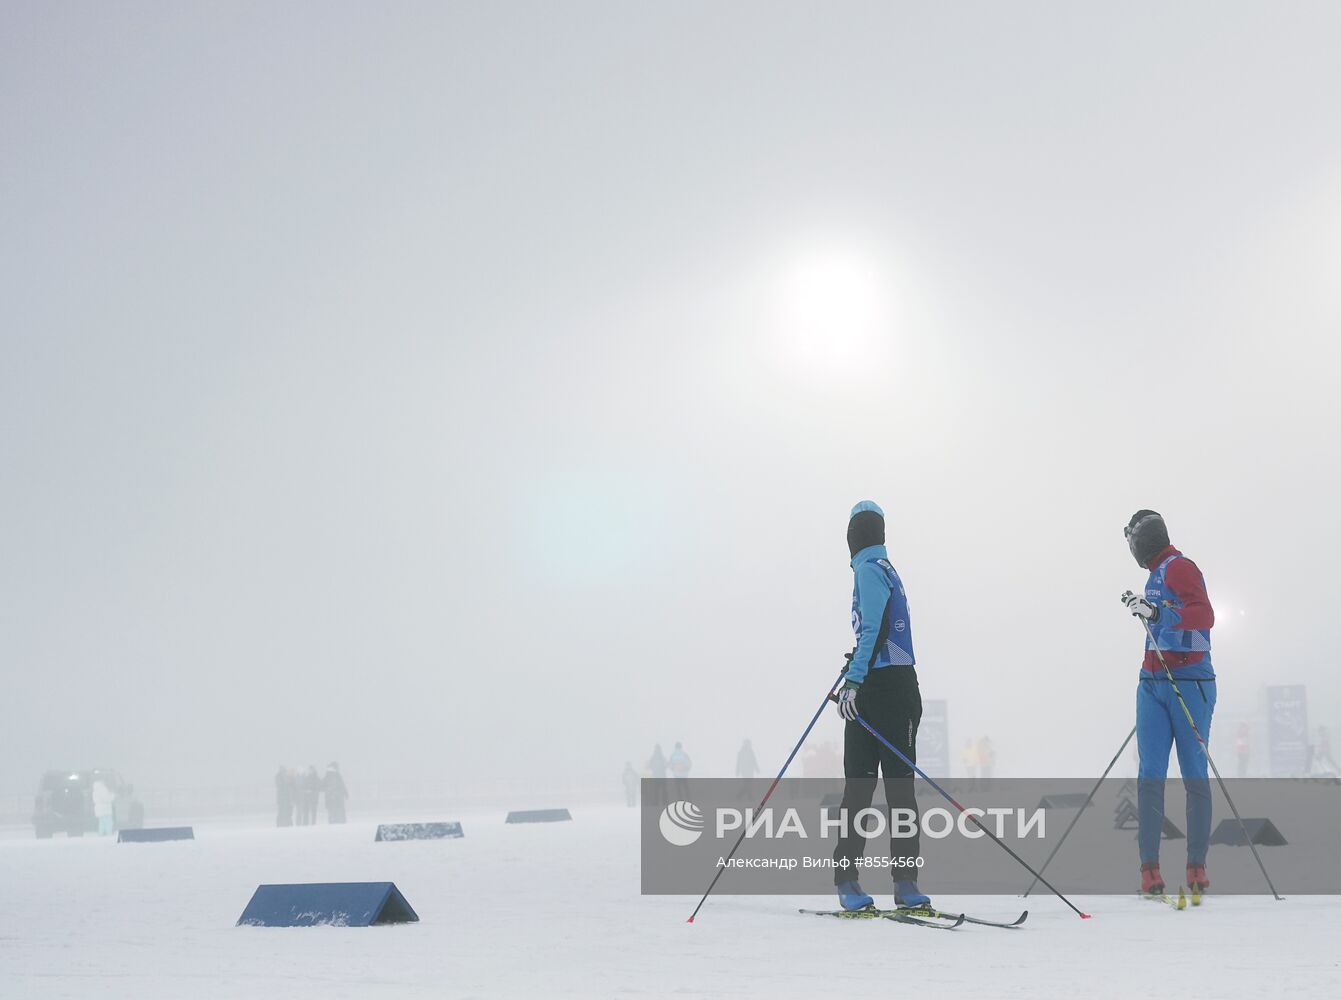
left=375, top=822, right=463, bottom=842
left=1210, top=817, right=1287, bottom=846
left=118, top=827, right=194, bottom=843
left=237, top=882, right=419, bottom=927
left=505, top=808, right=572, bottom=823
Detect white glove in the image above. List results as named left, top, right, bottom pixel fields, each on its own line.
left=836, top=683, right=860, bottom=722
left=1121, top=590, right=1159, bottom=621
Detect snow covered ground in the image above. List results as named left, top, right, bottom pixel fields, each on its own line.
left=1, top=804, right=1336, bottom=999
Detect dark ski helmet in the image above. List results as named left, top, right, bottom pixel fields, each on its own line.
left=1125, top=510, right=1169, bottom=567
left=848, top=500, right=885, bottom=557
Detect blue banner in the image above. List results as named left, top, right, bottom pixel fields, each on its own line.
left=1266, top=685, right=1309, bottom=777
left=919, top=699, right=950, bottom=779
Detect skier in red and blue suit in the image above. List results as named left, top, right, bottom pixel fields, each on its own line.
left=1120, top=510, right=1215, bottom=896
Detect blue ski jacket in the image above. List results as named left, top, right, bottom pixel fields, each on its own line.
left=844, top=544, right=916, bottom=684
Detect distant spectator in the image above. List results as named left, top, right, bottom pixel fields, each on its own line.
left=323, top=763, right=348, bottom=824
left=669, top=742, right=692, bottom=799
left=736, top=739, right=759, bottom=780
left=275, top=766, right=295, bottom=827
left=273, top=766, right=295, bottom=820
left=977, top=736, right=996, bottom=781
left=300, top=766, right=321, bottom=825
left=647, top=744, right=668, bottom=806
left=112, top=784, right=137, bottom=830
left=1318, top=727, right=1336, bottom=772
left=648, top=744, right=667, bottom=779
left=92, top=778, right=115, bottom=836
left=292, top=767, right=308, bottom=825
left=621, top=762, right=639, bottom=807
left=961, top=739, right=979, bottom=786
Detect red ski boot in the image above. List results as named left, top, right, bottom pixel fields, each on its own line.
left=1186, top=864, right=1210, bottom=892
left=1140, top=862, right=1165, bottom=895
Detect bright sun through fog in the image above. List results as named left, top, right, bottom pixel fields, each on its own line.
left=776, top=245, right=891, bottom=374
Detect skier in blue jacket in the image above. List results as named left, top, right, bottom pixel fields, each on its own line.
left=831, top=501, right=928, bottom=911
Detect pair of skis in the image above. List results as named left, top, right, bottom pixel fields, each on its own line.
left=1142, top=885, right=1204, bottom=910
left=800, top=905, right=1028, bottom=930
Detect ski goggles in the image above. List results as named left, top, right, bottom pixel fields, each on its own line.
left=1124, top=513, right=1162, bottom=539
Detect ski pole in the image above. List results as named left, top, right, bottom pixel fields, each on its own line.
left=835, top=697, right=1092, bottom=919
left=685, top=670, right=845, bottom=922
left=1137, top=617, right=1284, bottom=900
left=1022, top=725, right=1136, bottom=897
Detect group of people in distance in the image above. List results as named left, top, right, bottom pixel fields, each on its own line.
left=622, top=742, right=694, bottom=805
left=622, top=738, right=766, bottom=807
left=275, top=762, right=348, bottom=826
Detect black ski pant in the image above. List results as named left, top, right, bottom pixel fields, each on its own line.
left=831, top=665, right=923, bottom=884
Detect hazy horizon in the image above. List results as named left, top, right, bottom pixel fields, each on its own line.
left=3, top=1, right=1338, bottom=802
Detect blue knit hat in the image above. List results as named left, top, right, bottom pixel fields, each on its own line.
left=847, top=501, right=885, bottom=556
left=849, top=500, right=885, bottom=519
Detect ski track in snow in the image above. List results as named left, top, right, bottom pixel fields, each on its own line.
left=0, top=805, right=1336, bottom=999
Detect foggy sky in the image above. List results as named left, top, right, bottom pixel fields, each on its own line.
left=3, top=1, right=1339, bottom=797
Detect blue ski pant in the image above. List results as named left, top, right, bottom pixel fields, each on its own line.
left=1137, top=676, right=1216, bottom=866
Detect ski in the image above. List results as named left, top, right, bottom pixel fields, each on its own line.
left=897, top=906, right=1028, bottom=929
left=799, top=907, right=966, bottom=930
left=887, top=911, right=966, bottom=930
left=1140, top=886, right=1187, bottom=910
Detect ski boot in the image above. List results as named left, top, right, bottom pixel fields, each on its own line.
left=894, top=879, right=931, bottom=909
left=1186, top=864, right=1210, bottom=892
left=1140, top=862, right=1165, bottom=895
left=1187, top=864, right=1208, bottom=904
left=835, top=880, right=874, bottom=911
